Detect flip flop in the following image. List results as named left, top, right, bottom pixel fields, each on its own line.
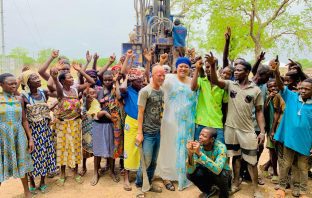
left=123, top=183, right=132, bottom=191
left=258, top=177, right=265, bottom=185
left=78, top=169, right=87, bottom=177
left=74, top=175, right=84, bottom=184
left=164, top=181, right=175, bottom=191
left=271, top=176, right=279, bottom=184
left=136, top=191, right=145, bottom=198
left=230, top=185, right=241, bottom=195
left=29, top=187, right=37, bottom=195
left=39, top=185, right=48, bottom=193
left=56, top=178, right=66, bottom=186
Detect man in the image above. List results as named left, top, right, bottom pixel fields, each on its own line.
left=208, top=52, right=265, bottom=198
left=172, top=19, right=187, bottom=58
left=135, top=65, right=166, bottom=197
left=272, top=59, right=312, bottom=198
left=191, top=58, right=228, bottom=142
left=186, top=127, right=231, bottom=198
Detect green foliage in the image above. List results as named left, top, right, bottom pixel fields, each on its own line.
left=172, top=0, right=312, bottom=59
left=37, top=48, right=54, bottom=64
left=298, top=59, right=312, bottom=69
left=8, top=47, right=35, bottom=65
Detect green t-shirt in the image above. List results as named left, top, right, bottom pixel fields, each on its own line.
left=195, top=77, right=228, bottom=128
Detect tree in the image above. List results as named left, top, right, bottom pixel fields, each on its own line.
left=37, top=48, right=54, bottom=64
left=172, top=0, right=312, bottom=60
left=8, top=47, right=35, bottom=65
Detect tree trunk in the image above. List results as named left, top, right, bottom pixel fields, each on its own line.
left=254, top=41, right=262, bottom=60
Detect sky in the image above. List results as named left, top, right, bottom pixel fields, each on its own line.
left=3, top=0, right=312, bottom=62
left=4, top=0, right=135, bottom=59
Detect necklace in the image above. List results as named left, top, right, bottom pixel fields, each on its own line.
left=297, top=102, right=304, bottom=116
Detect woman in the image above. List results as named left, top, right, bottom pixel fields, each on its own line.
left=50, top=63, right=95, bottom=186
left=120, top=68, right=144, bottom=191
left=21, top=71, right=57, bottom=193
left=0, top=73, right=34, bottom=198
left=90, top=70, right=120, bottom=186
left=156, top=57, right=197, bottom=191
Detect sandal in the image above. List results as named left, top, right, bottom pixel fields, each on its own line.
left=274, top=189, right=285, bottom=198
left=74, top=175, right=84, bottom=184
left=39, top=185, right=48, bottom=193
left=56, top=178, right=66, bottom=186
left=164, top=181, right=175, bottom=191
left=29, top=187, right=37, bottom=195
left=78, top=169, right=87, bottom=177
left=230, top=185, right=241, bottom=195
left=123, top=183, right=132, bottom=191
left=136, top=191, right=145, bottom=198
left=258, top=177, right=265, bottom=185
left=271, top=176, right=279, bottom=184
left=110, top=173, right=120, bottom=183
left=149, top=185, right=162, bottom=193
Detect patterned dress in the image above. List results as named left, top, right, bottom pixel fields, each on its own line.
left=0, top=92, right=33, bottom=182
left=156, top=74, right=197, bottom=190
left=23, top=89, right=56, bottom=177
left=55, top=88, right=82, bottom=168
left=82, top=96, right=93, bottom=157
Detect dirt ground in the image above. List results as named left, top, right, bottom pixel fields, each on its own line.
left=1, top=147, right=311, bottom=198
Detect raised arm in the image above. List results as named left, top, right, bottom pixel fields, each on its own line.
left=206, top=52, right=226, bottom=89
left=50, top=68, right=64, bottom=98
left=92, top=53, right=99, bottom=71
left=191, top=58, right=203, bottom=91
left=270, top=57, right=283, bottom=91
left=252, top=51, right=265, bottom=76
left=97, top=53, right=116, bottom=77
left=72, top=62, right=95, bottom=85
left=38, top=50, right=59, bottom=81
left=143, top=49, right=153, bottom=83
left=82, top=50, right=92, bottom=71
left=223, top=27, right=231, bottom=68
left=121, top=50, right=133, bottom=75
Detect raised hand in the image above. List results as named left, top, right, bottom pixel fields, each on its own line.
left=195, top=57, right=203, bottom=70
left=190, top=48, right=196, bottom=59
left=51, top=50, right=59, bottom=59
left=258, top=51, right=266, bottom=61
left=50, top=67, right=59, bottom=79
left=269, top=55, right=280, bottom=71
left=86, top=50, right=92, bottom=63
left=131, top=54, right=136, bottom=62
left=109, top=53, right=116, bottom=63
left=72, top=62, right=82, bottom=71
left=126, top=50, right=133, bottom=58
left=160, top=53, right=168, bottom=64
left=205, top=52, right=217, bottom=68
left=93, top=53, right=99, bottom=60
left=143, top=48, right=152, bottom=63
left=225, top=26, right=231, bottom=41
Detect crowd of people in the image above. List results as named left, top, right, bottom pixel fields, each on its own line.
left=0, top=26, right=311, bottom=198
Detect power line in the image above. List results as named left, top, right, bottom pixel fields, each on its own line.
left=11, top=0, right=40, bottom=49
left=25, top=0, right=45, bottom=47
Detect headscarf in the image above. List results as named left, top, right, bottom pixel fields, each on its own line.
left=20, top=70, right=36, bottom=87
left=111, top=65, right=121, bottom=71
left=127, top=67, right=144, bottom=81
left=176, top=57, right=191, bottom=68
left=86, top=69, right=98, bottom=78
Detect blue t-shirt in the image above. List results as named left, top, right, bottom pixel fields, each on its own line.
left=173, top=25, right=187, bottom=47
left=274, top=87, right=312, bottom=156
left=121, top=86, right=139, bottom=120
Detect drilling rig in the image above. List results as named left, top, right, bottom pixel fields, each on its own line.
left=122, top=0, right=176, bottom=67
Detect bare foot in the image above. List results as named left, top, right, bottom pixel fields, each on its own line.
left=90, top=174, right=99, bottom=186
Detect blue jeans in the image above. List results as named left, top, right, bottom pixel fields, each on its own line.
left=135, top=132, right=160, bottom=187
left=194, top=124, right=224, bottom=143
